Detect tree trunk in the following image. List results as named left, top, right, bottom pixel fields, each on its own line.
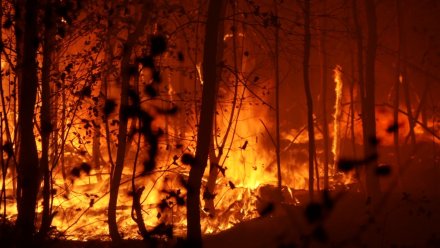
left=108, top=1, right=152, bottom=242
left=39, top=0, right=56, bottom=237
left=186, top=0, right=226, bottom=246
left=274, top=0, right=282, bottom=190
left=394, top=0, right=403, bottom=186
left=352, top=0, right=366, bottom=193
left=396, top=1, right=416, bottom=146
left=319, top=0, right=330, bottom=190
left=15, top=0, right=40, bottom=243
left=303, top=0, right=316, bottom=200
left=363, top=0, right=380, bottom=199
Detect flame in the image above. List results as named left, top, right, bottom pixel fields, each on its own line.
left=196, top=63, right=203, bottom=85
left=332, top=65, right=343, bottom=162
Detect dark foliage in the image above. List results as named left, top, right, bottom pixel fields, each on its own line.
left=240, top=140, right=248, bottom=150
left=136, top=56, right=155, bottom=69
left=3, top=17, right=13, bottom=29
left=177, top=51, right=184, bottom=62
left=149, top=34, right=167, bottom=56
left=144, top=84, right=157, bottom=98
left=79, top=162, right=92, bottom=174
left=103, top=99, right=117, bottom=117
left=375, top=164, right=391, bottom=176
left=337, top=154, right=378, bottom=172
left=70, top=167, right=81, bottom=178
left=181, top=153, right=196, bottom=166
left=148, top=223, right=173, bottom=239
left=3, top=142, right=14, bottom=158
left=70, top=163, right=91, bottom=178
left=386, top=122, right=401, bottom=133
left=203, top=189, right=216, bottom=200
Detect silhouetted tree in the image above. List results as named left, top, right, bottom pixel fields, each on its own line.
left=362, top=0, right=380, bottom=199
left=302, top=0, right=316, bottom=200
left=186, top=0, right=226, bottom=246
left=108, top=0, right=153, bottom=242
left=15, top=0, right=40, bottom=243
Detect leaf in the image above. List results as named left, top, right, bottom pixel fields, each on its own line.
left=368, top=136, right=380, bottom=146
left=152, top=70, right=162, bottom=83
left=337, top=154, right=378, bottom=172
left=80, top=162, right=91, bottom=175
left=172, top=155, right=179, bottom=165
left=150, top=34, right=167, bottom=56
left=70, top=167, right=81, bottom=178
left=376, top=164, right=391, bottom=176
left=144, top=84, right=157, bottom=98
left=215, top=164, right=226, bottom=177
left=137, top=56, right=155, bottom=68
left=240, top=140, right=248, bottom=150
left=143, top=159, right=155, bottom=174
left=181, top=153, right=195, bottom=165
left=3, top=17, right=13, bottom=29
left=386, top=122, right=400, bottom=133
left=3, top=142, right=14, bottom=158
left=203, top=190, right=216, bottom=200
left=103, top=99, right=116, bottom=117
left=158, top=199, right=169, bottom=211
left=177, top=52, right=184, bottom=62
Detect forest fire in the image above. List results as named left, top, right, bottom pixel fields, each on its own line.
left=1, top=0, right=440, bottom=247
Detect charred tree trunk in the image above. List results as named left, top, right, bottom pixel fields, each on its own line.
left=39, top=0, right=56, bottom=237
left=274, top=0, right=282, bottom=190
left=108, top=1, right=152, bottom=242
left=303, top=0, right=316, bottom=200
left=397, top=2, right=416, bottom=146
left=319, top=0, right=330, bottom=190
left=204, top=2, right=243, bottom=216
left=15, top=0, right=40, bottom=242
left=394, top=0, right=403, bottom=183
left=352, top=0, right=366, bottom=193
left=187, top=0, right=226, bottom=246
left=363, top=0, right=380, bottom=199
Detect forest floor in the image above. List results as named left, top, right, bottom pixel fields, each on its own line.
left=28, top=189, right=440, bottom=248
left=3, top=142, right=440, bottom=247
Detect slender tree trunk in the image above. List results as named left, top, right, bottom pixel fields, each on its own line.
left=15, top=0, right=40, bottom=243
left=303, top=0, right=316, bottom=200
left=204, top=2, right=243, bottom=215
left=39, top=0, right=56, bottom=237
left=319, top=0, right=330, bottom=190
left=363, top=0, right=380, bottom=199
left=108, top=1, right=152, bottom=242
left=396, top=1, right=416, bottom=146
left=394, top=0, right=403, bottom=186
left=274, top=0, right=282, bottom=190
left=349, top=53, right=359, bottom=186
left=92, top=118, right=102, bottom=181
left=187, top=1, right=226, bottom=246
left=352, top=0, right=366, bottom=193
